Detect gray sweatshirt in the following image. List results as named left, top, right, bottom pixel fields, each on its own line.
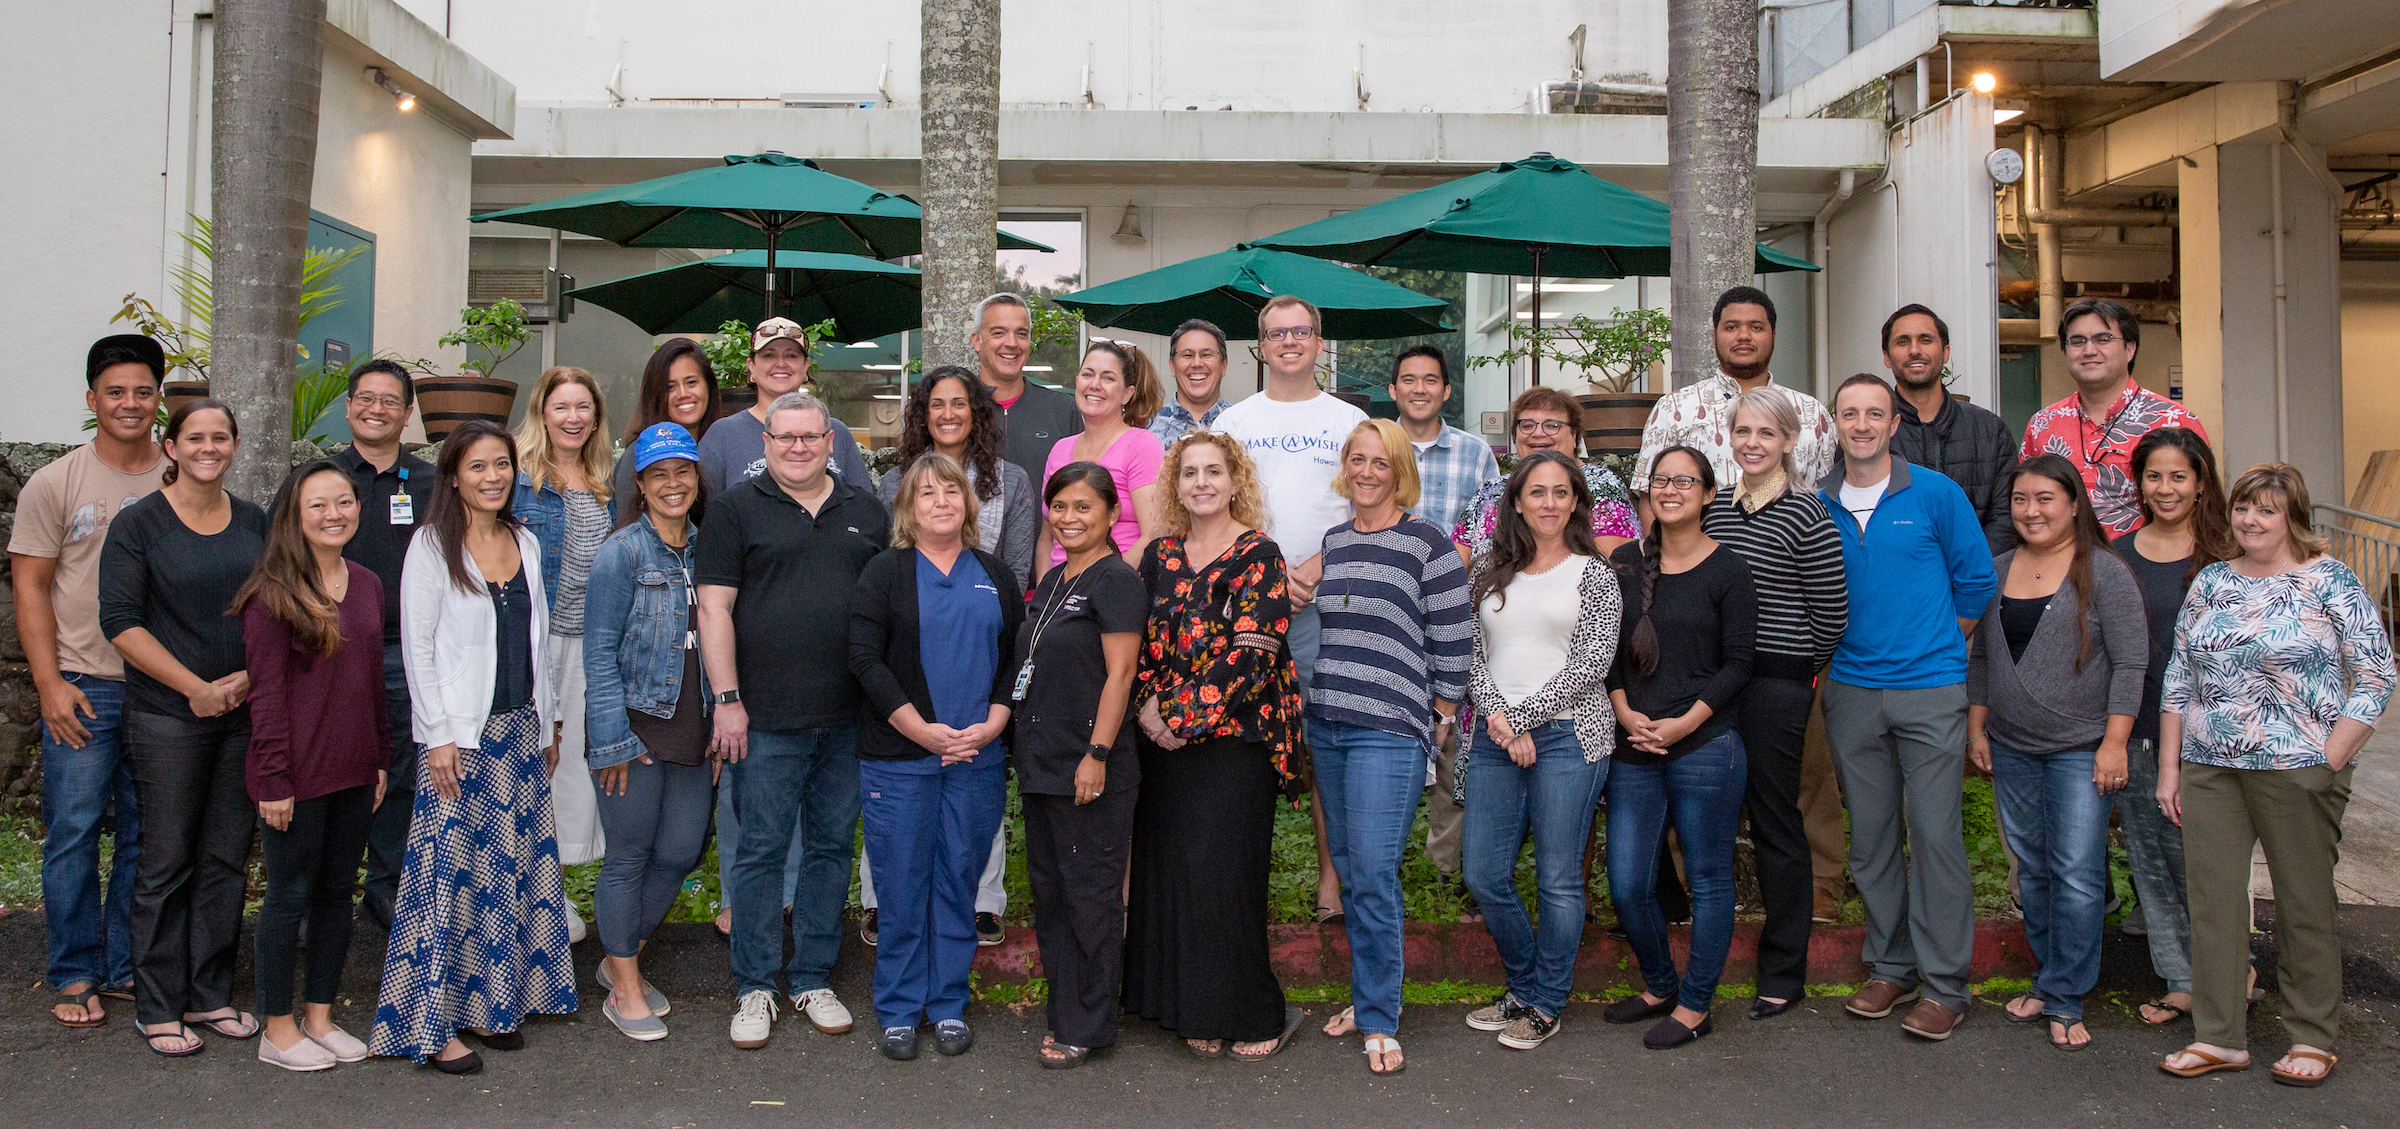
left=1967, top=548, right=2150, bottom=755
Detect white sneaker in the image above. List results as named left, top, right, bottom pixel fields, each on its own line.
left=791, top=988, right=854, bottom=1035
left=729, top=990, right=778, bottom=1049
left=566, top=905, right=587, bottom=945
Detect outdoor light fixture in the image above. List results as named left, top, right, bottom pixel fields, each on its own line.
left=369, top=67, right=416, bottom=111
left=1112, top=203, right=1145, bottom=245
left=1971, top=71, right=1997, bottom=95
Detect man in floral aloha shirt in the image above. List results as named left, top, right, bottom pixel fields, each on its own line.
left=2020, top=296, right=2207, bottom=537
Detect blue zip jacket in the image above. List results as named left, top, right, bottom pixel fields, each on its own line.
left=581, top=512, right=711, bottom=769
left=1816, top=455, right=1997, bottom=690
left=513, top=472, right=570, bottom=608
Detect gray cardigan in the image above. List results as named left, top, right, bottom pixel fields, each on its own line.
left=1968, top=548, right=2149, bottom=755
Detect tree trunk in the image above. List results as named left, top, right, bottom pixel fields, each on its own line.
left=1666, top=0, right=1761, bottom=388
left=213, top=0, right=326, bottom=500
left=919, top=0, right=1002, bottom=373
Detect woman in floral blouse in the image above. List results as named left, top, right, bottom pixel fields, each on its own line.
left=1452, top=387, right=1641, bottom=561
left=1124, top=431, right=1305, bottom=1062
left=2156, top=463, right=2395, bottom=1088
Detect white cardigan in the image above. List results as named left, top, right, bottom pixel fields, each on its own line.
left=401, top=524, right=555, bottom=753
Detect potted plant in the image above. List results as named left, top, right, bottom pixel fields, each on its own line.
left=420, top=298, right=534, bottom=441
left=1471, top=306, right=1671, bottom=457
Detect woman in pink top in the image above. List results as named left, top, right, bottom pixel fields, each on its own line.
left=1039, top=341, right=1167, bottom=576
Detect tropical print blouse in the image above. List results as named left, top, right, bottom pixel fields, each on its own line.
left=2161, top=558, right=2397, bottom=771
left=1133, top=529, right=1303, bottom=784
left=1453, top=462, right=1641, bottom=555
left=2020, top=381, right=2207, bottom=536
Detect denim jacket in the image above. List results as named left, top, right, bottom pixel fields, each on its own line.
left=581, top=513, right=711, bottom=770
left=512, top=473, right=569, bottom=608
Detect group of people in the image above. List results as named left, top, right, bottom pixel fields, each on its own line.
left=16, top=284, right=2389, bottom=1087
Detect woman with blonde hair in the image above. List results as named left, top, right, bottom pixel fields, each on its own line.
left=2158, top=462, right=2395, bottom=1087
left=513, top=366, right=614, bottom=924
left=1125, top=431, right=1305, bottom=1061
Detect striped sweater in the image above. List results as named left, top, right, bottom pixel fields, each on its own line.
left=1311, top=516, right=1474, bottom=747
left=1701, top=485, right=1848, bottom=681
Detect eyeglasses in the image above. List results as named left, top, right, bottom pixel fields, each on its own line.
left=2064, top=332, right=2122, bottom=350
left=1173, top=350, right=1223, bottom=363
left=767, top=430, right=831, bottom=449
left=1262, top=326, right=1318, bottom=343
left=1648, top=474, right=1705, bottom=492
left=350, top=393, right=407, bottom=411
left=1513, top=419, right=1571, bottom=435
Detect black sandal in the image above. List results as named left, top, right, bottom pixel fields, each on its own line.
left=1230, top=1008, right=1307, bottom=1063
left=184, top=1010, right=259, bottom=1039
left=2138, top=997, right=2190, bottom=1025
left=2003, top=993, right=2044, bottom=1024
left=142, top=1024, right=204, bottom=1058
left=53, top=985, right=105, bottom=1028
left=2047, top=1017, right=2092, bottom=1052
left=1038, top=1037, right=1089, bottom=1070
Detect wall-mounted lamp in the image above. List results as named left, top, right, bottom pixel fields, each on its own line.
left=1970, top=71, right=1998, bottom=95
left=368, top=67, right=416, bottom=112
left=1111, top=203, right=1145, bottom=245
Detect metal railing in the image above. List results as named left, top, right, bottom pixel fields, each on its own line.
left=2317, top=503, right=2400, bottom=630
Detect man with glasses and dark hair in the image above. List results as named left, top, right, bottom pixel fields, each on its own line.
left=696, top=317, right=872, bottom=496
left=2021, top=297, right=2205, bottom=536
left=1149, top=318, right=1232, bottom=446
left=1883, top=304, right=2018, bottom=555
left=1633, top=286, right=1836, bottom=489
left=12, top=334, right=165, bottom=1027
left=320, top=357, right=438, bottom=928
left=971, top=292, right=1082, bottom=482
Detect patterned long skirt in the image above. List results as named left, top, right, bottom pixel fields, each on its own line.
left=370, top=705, right=578, bottom=1061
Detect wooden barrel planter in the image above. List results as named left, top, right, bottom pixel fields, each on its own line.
left=1578, top=391, right=1661, bottom=457
left=162, top=380, right=211, bottom=418
left=717, top=383, right=760, bottom=413
left=415, top=374, right=520, bottom=443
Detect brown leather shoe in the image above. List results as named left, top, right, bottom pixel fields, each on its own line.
left=1844, top=979, right=1919, bottom=1019
left=1812, top=888, right=1843, bottom=924
left=1901, top=998, right=1963, bottom=1040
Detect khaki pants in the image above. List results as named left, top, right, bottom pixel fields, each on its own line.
left=1425, top=725, right=1464, bottom=875
left=2180, top=760, right=2352, bottom=1052
left=1801, top=695, right=1849, bottom=900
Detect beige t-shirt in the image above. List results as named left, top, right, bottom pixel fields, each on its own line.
left=7, top=443, right=163, bottom=679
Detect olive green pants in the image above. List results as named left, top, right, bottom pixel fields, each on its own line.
left=2180, top=760, right=2351, bottom=1052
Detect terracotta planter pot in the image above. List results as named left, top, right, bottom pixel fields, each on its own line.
left=1577, top=391, right=1661, bottom=456
left=415, top=373, right=520, bottom=443
left=162, top=380, right=211, bottom=418
left=717, top=383, right=760, bottom=413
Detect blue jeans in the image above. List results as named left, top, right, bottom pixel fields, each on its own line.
left=39, top=672, right=139, bottom=992
left=1461, top=721, right=1605, bottom=1018
left=728, top=725, right=860, bottom=998
left=1990, top=742, right=2111, bottom=1020
left=1306, top=716, right=1423, bottom=1037
left=593, top=758, right=715, bottom=959
left=1605, top=730, right=1748, bottom=1013
left=716, top=767, right=806, bottom=914
left=1287, top=603, right=1322, bottom=692
left=860, top=756, right=1008, bottom=1029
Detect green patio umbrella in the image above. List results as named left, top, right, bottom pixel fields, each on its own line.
left=1050, top=247, right=1452, bottom=340
left=1247, top=152, right=1819, bottom=380
left=565, top=250, right=921, bottom=339
left=473, top=152, right=1050, bottom=318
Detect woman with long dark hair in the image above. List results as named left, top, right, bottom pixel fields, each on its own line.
left=1967, top=453, right=2148, bottom=1050
left=2114, top=429, right=2237, bottom=1027
left=99, top=397, right=269, bottom=1057
left=1456, top=450, right=1621, bottom=1051
left=371, top=420, right=575, bottom=1073
left=1601, top=444, right=1757, bottom=1050
left=612, top=338, right=722, bottom=509
left=236, top=460, right=390, bottom=1070
left=1125, top=431, right=1305, bottom=1061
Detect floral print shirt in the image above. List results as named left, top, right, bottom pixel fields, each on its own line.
left=1631, top=370, right=1837, bottom=488
left=2020, top=381, right=2207, bottom=536
left=2162, top=558, right=2397, bottom=771
left=1132, top=529, right=1303, bottom=783
left=1453, top=462, right=1641, bottom=555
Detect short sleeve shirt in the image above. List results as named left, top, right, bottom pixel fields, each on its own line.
left=1216, top=390, right=1367, bottom=564
left=1012, top=556, right=1147, bottom=795
left=692, top=476, right=891, bottom=731
left=916, top=550, right=1007, bottom=747
left=1044, top=427, right=1164, bottom=564
left=9, top=445, right=164, bottom=679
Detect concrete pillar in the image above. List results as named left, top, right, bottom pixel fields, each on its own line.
left=2183, top=137, right=2344, bottom=494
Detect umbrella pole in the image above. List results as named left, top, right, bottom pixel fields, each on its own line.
left=1528, top=245, right=1546, bottom=386
left=763, top=218, right=780, bottom=320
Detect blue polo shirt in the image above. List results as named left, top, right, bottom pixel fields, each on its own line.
left=912, top=549, right=1007, bottom=771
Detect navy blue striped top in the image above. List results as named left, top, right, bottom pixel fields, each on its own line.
left=1310, top=516, right=1474, bottom=746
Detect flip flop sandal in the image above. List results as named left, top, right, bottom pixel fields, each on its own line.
left=1184, top=1039, right=1225, bottom=1059
left=186, top=1012, right=259, bottom=1040
left=1231, top=1008, right=1307, bottom=1063
left=2003, top=993, right=2043, bottom=1023
left=2270, top=1049, right=2336, bottom=1088
left=1323, top=1006, right=1357, bottom=1038
left=2047, top=1017, right=2092, bottom=1052
left=2159, top=1046, right=2250, bottom=1077
left=143, top=1024, right=205, bottom=1058
left=98, top=983, right=137, bottom=1002
left=1363, top=1034, right=1405, bottom=1076
left=1037, top=1038, right=1089, bottom=1070
left=1314, top=906, right=1345, bottom=927
left=2138, top=998, right=2190, bottom=1025
left=53, top=986, right=106, bottom=1028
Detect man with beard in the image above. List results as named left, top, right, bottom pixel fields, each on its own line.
left=2020, top=297, right=2205, bottom=537
left=1883, top=305, right=2018, bottom=555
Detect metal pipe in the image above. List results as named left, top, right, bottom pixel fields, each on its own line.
left=1812, top=168, right=1858, bottom=402
left=2272, top=85, right=2294, bottom=462
left=2025, top=205, right=2179, bottom=227
left=2029, top=124, right=2063, bottom=340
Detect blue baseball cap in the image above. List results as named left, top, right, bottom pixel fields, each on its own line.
left=632, top=422, right=700, bottom=472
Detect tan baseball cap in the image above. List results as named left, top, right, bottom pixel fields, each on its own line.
left=751, top=316, right=809, bottom=354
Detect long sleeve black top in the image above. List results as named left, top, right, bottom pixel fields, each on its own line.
left=1604, top=541, right=1759, bottom=765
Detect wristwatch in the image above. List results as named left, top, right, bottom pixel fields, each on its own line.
left=1087, top=742, right=1113, bottom=764
left=713, top=688, right=742, bottom=705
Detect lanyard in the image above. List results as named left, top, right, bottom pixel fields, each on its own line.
left=1016, top=562, right=1095, bottom=701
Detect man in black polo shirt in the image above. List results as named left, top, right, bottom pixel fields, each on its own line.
left=696, top=390, right=891, bottom=1050
left=325, top=359, right=436, bottom=928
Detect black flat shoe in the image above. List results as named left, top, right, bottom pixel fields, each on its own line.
left=880, top=1026, right=920, bottom=1061
left=1602, top=921, right=1629, bottom=940
left=1603, top=995, right=1676, bottom=1025
left=1749, top=996, right=1797, bottom=1020
left=465, top=1028, right=525, bottom=1051
left=1644, top=1013, right=1712, bottom=1049
left=431, top=1048, right=484, bottom=1075
left=934, top=1020, right=974, bottom=1056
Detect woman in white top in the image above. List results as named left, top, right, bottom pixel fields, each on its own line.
left=1456, top=450, right=1623, bottom=1051
left=370, top=420, right=576, bottom=1074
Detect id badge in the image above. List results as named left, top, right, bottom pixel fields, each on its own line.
left=1011, top=661, right=1035, bottom=702
left=389, top=491, right=414, bottom=525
